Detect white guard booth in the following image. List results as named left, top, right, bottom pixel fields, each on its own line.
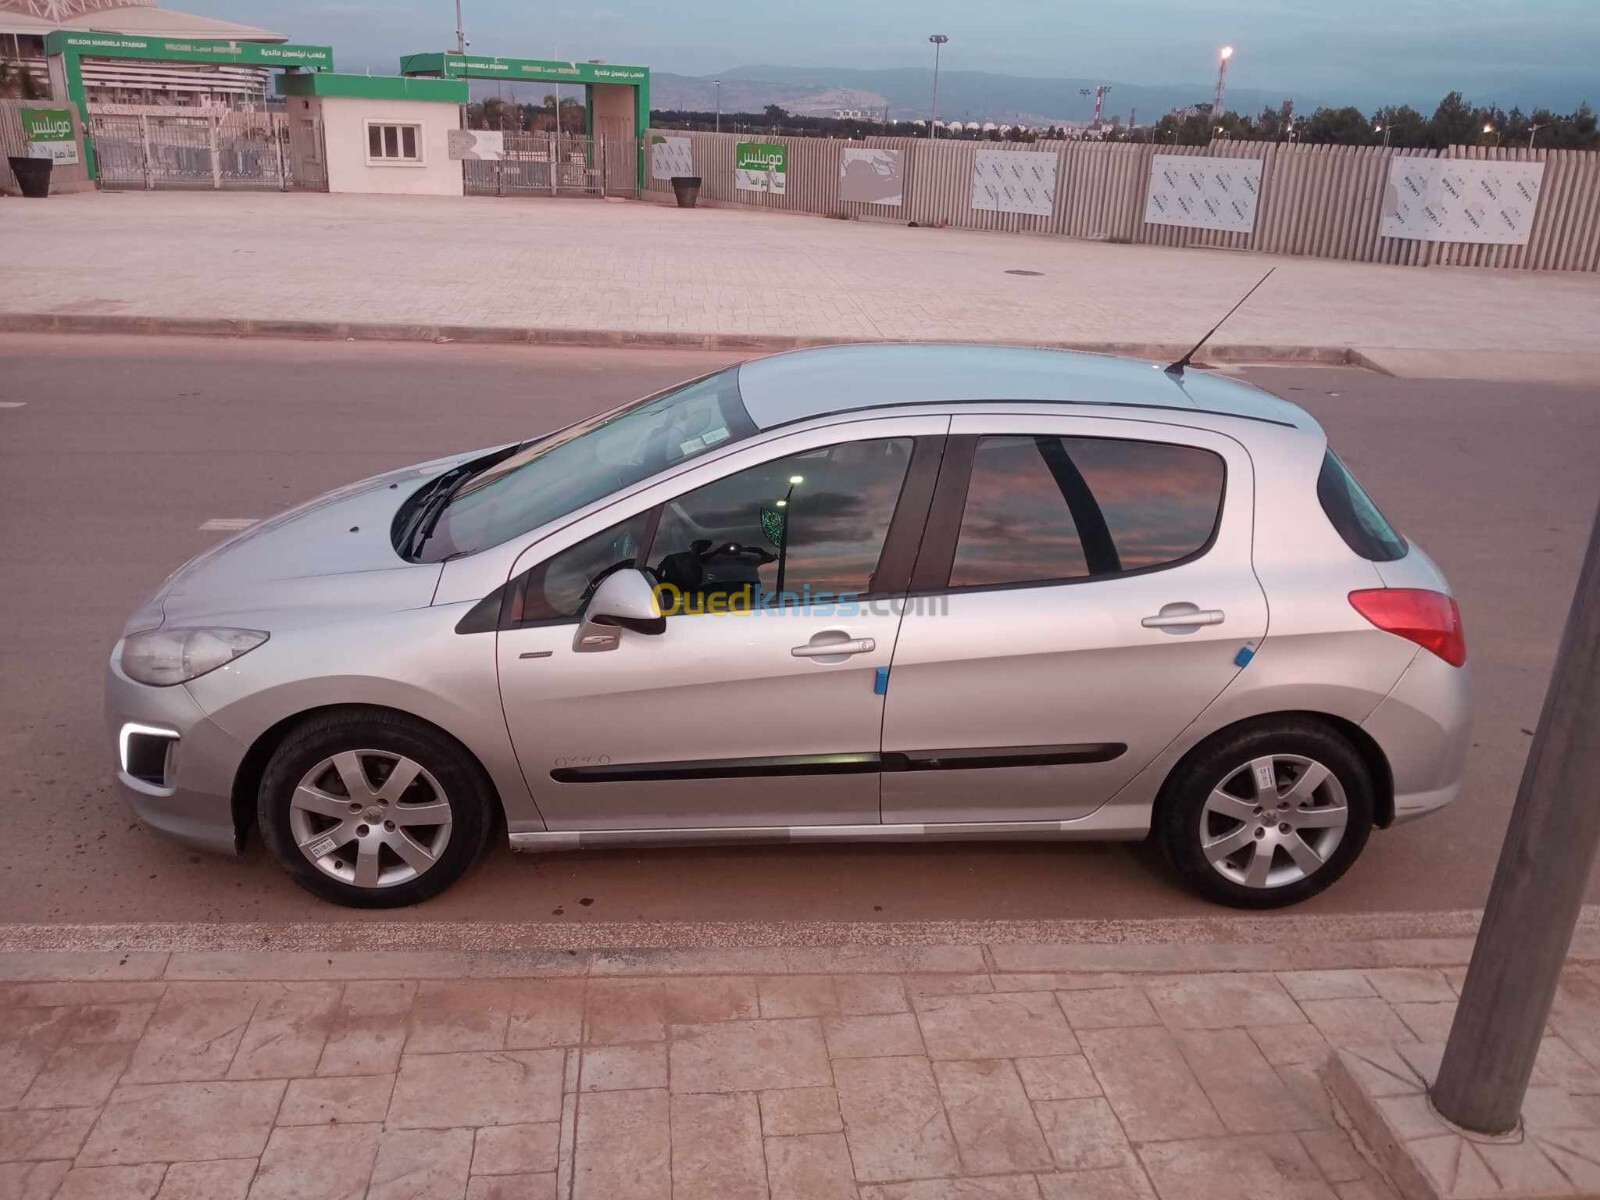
left=277, top=72, right=467, bottom=196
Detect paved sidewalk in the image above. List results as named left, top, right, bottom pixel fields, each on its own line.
left=4, top=192, right=1598, bottom=364
left=4, top=941, right=1600, bottom=1200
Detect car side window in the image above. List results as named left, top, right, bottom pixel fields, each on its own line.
left=646, top=437, right=914, bottom=612
left=515, top=512, right=653, bottom=624
left=948, top=435, right=1225, bottom=589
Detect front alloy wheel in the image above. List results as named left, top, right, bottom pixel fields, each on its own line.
left=259, top=709, right=492, bottom=907
left=289, top=750, right=453, bottom=889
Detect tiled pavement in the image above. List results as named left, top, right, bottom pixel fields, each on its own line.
left=3, top=191, right=1599, bottom=359
left=4, top=958, right=1600, bottom=1199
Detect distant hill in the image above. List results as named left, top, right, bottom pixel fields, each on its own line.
left=650, top=74, right=888, bottom=119
left=655, top=64, right=1307, bottom=126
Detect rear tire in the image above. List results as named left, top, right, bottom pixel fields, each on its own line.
left=258, top=709, right=493, bottom=908
left=1156, top=719, right=1374, bottom=909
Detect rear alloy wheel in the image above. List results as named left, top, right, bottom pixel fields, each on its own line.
left=1157, top=722, right=1374, bottom=908
left=259, top=711, right=491, bottom=907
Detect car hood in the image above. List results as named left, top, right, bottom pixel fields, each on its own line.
left=128, top=446, right=508, bottom=635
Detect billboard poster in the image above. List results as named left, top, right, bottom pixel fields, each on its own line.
left=839, top=147, right=904, bottom=205
left=447, top=129, right=504, bottom=161
left=970, top=149, right=1057, bottom=217
left=21, top=107, right=79, bottom=165
left=735, top=141, right=787, bottom=193
left=651, top=135, right=693, bottom=181
left=1381, top=159, right=1545, bottom=244
left=1144, top=155, right=1262, bottom=233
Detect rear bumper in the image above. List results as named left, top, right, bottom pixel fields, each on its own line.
left=1361, top=651, right=1471, bottom=826
left=105, top=649, right=247, bottom=856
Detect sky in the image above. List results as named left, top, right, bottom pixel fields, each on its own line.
left=181, top=0, right=1598, bottom=111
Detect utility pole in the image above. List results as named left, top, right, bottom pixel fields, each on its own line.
left=714, top=80, right=721, bottom=134
left=928, top=34, right=948, bottom=138
left=1432, top=503, right=1600, bottom=1135
left=1212, top=45, right=1233, bottom=118
left=454, top=0, right=465, bottom=53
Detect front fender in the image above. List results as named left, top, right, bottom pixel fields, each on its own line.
left=184, top=602, right=542, bottom=834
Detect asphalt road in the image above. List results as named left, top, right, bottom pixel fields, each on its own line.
left=2, top=335, right=1596, bottom=926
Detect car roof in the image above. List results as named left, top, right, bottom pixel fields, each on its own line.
left=735, top=343, right=1311, bottom=432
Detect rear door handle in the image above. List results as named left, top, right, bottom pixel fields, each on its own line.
left=792, top=637, right=876, bottom=658
left=1142, top=605, right=1225, bottom=630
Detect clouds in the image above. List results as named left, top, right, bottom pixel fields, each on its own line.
left=171, top=0, right=1595, bottom=110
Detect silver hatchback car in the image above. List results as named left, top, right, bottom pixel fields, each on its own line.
left=107, top=345, right=1469, bottom=908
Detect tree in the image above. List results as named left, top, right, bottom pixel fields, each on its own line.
left=1427, top=91, right=1480, bottom=148
left=1302, top=105, right=1376, bottom=144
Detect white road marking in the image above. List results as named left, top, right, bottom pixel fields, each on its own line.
left=200, top=518, right=258, bottom=531
left=0, top=402, right=26, bottom=408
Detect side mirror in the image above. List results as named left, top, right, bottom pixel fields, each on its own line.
left=573, top=568, right=665, bottom=653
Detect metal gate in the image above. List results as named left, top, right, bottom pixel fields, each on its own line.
left=464, top=134, right=609, bottom=197
left=89, top=111, right=327, bottom=191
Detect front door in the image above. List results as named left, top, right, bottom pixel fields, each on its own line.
left=882, top=414, right=1268, bottom=825
left=497, top=420, right=943, bottom=831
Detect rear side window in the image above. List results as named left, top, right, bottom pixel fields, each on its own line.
left=1317, top=451, right=1407, bottom=562
left=949, top=435, right=1225, bottom=589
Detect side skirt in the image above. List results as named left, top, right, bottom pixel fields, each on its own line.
left=508, top=813, right=1151, bottom=853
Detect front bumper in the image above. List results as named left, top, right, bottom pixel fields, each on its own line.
left=105, top=649, right=248, bottom=855
left=1361, top=650, right=1472, bottom=826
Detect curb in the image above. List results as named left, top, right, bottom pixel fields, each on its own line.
left=0, top=311, right=1368, bottom=367
left=0, top=911, right=1596, bottom=981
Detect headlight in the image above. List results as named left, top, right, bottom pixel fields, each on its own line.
left=120, top=628, right=269, bottom=687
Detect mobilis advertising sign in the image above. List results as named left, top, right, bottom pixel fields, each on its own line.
left=735, top=141, right=787, bottom=194
left=21, top=108, right=79, bottom=165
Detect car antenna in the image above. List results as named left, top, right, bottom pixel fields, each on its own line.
left=1164, top=268, right=1276, bottom=378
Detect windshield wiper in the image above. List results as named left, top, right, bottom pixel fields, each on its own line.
left=396, top=464, right=473, bottom=560
left=396, top=443, right=530, bottom=561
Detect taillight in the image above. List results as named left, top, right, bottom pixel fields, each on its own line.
left=1349, top=588, right=1466, bottom=667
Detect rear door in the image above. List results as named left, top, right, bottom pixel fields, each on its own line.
left=881, top=413, right=1267, bottom=825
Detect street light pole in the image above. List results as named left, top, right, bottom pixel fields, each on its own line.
left=1432, top=502, right=1600, bottom=1134
left=714, top=80, right=721, bottom=134
left=928, top=34, right=949, bottom=139
left=454, top=0, right=465, bottom=53
left=1212, top=45, right=1233, bottom=118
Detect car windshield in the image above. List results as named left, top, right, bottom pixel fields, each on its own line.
left=411, top=368, right=754, bottom=563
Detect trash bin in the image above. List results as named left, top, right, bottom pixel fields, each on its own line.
left=8, top=156, right=52, bottom=199
left=670, top=176, right=701, bottom=209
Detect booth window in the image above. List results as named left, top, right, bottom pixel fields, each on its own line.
left=367, top=122, right=422, bottom=164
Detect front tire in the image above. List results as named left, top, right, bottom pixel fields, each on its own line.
left=1156, top=720, right=1374, bottom=909
left=258, top=709, right=493, bottom=908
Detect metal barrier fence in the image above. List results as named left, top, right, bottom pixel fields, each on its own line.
left=89, top=110, right=327, bottom=192
left=644, top=131, right=1600, bottom=272
left=464, top=134, right=612, bottom=197
left=0, top=98, right=92, bottom=195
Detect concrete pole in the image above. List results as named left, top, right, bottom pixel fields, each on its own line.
left=1432, top=502, right=1600, bottom=1135
left=928, top=35, right=948, bottom=139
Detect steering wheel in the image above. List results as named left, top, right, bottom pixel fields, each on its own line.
left=697, top=540, right=777, bottom=567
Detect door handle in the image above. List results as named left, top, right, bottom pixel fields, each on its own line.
left=1142, top=605, right=1225, bottom=630
left=792, top=637, right=876, bottom=658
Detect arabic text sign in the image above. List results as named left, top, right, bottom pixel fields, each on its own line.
left=21, top=107, right=78, bottom=165
left=1381, top=159, right=1544, bottom=244
left=735, top=141, right=787, bottom=194
left=1144, top=155, right=1262, bottom=233
left=839, top=147, right=904, bottom=206
left=447, top=129, right=504, bottom=161
left=47, top=33, right=332, bottom=67
left=651, top=135, right=693, bottom=181
left=970, top=149, right=1057, bottom=217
